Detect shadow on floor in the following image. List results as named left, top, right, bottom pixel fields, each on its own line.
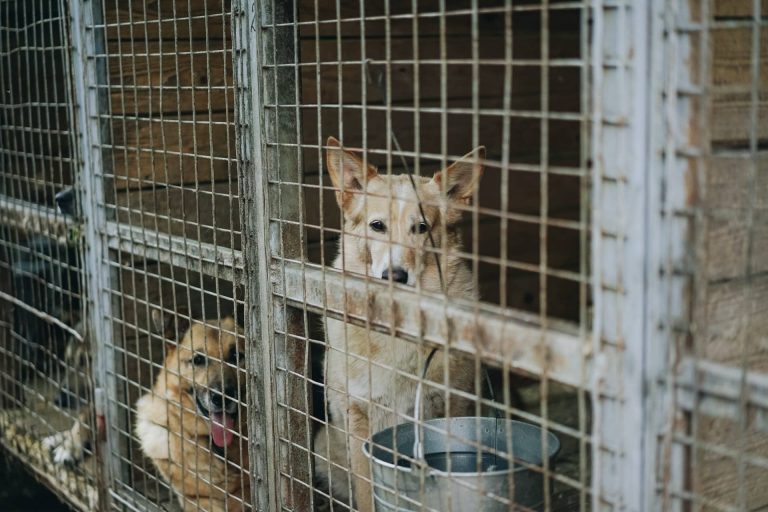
left=0, top=449, right=69, bottom=512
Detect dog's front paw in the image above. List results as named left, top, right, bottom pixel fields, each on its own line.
left=42, top=432, right=64, bottom=451
left=43, top=431, right=83, bottom=467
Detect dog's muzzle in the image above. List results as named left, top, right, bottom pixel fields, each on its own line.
left=195, top=384, right=239, bottom=449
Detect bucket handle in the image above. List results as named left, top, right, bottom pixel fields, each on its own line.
left=412, top=348, right=438, bottom=461
left=412, top=348, right=500, bottom=462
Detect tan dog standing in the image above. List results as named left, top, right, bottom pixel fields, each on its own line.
left=314, top=137, right=485, bottom=511
left=135, top=313, right=249, bottom=512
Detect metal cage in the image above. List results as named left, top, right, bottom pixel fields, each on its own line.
left=0, top=0, right=764, bottom=511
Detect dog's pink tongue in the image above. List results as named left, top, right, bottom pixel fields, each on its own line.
left=211, top=412, right=235, bottom=448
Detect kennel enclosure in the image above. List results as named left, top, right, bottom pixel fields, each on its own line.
left=0, top=0, right=765, bottom=511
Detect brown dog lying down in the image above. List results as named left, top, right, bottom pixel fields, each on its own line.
left=135, top=312, right=250, bottom=512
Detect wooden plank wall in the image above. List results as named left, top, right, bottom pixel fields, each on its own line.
left=710, top=11, right=768, bottom=147
left=103, top=0, right=240, bottom=250
left=692, top=0, right=768, bottom=508
left=298, top=1, right=585, bottom=321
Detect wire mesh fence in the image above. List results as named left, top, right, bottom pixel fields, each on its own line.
left=249, top=1, right=593, bottom=510
left=0, top=0, right=764, bottom=511
left=659, top=0, right=768, bottom=509
left=0, top=0, right=99, bottom=508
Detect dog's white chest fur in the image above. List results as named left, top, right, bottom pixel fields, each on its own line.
left=325, top=318, right=444, bottom=428
left=135, top=395, right=170, bottom=460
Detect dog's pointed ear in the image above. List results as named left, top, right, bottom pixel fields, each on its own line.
left=151, top=306, right=191, bottom=342
left=326, top=136, right=378, bottom=210
left=432, top=146, right=485, bottom=205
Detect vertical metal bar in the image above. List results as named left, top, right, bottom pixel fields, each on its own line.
left=648, top=1, right=687, bottom=508
left=734, top=1, right=762, bottom=509
left=578, top=1, right=591, bottom=510
left=265, top=0, right=311, bottom=508
left=591, top=0, right=649, bottom=509
left=234, top=0, right=278, bottom=509
left=68, top=0, right=119, bottom=506
left=592, top=0, right=694, bottom=509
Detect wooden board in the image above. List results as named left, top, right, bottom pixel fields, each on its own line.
left=704, top=154, right=768, bottom=278
left=705, top=154, right=767, bottom=210
left=695, top=415, right=768, bottom=510
left=103, top=1, right=236, bottom=190
left=711, top=100, right=768, bottom=146
left=711, top=27, right=768, bottom=145
left=299, top=107, right=582, bottom=175
left=713, top=0, right=768, bottom=18
left=712, top=27, right=768, bottom=90
left=696, top=273, right=768, bottom=368
left=704, top=209, right=768, bottom=281
left=299, top=60, right=579, bottom=112
left=108, top=112, right=236, bottom=189
left=104, top=0, right=231, bottom=41
left=298, top=0, right=582, bottom=38
left=111, top=181, right=241, bottom=249
left=299, top=29, right=579, bottom=65
left=107, top=40, right=234, bottom=115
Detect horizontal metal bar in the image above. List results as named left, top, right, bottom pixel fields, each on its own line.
left=262, top=103, right=587, bottom=121
left=269, top=2, right=587, bottom=28
left=271, top=261, right=590, bottom=388
left=675, top=357, right=768, bottom=430
left=103, top=221, right=244, bottom=285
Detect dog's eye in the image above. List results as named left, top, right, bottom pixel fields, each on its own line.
left=412, top=222, right=429, bottom=234
left=191, top=354, right=206, bottom=366
left=369, top=220, right=386, bottom=233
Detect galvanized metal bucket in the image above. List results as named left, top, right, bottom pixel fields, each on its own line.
left=363, top=417, right=561, bottom=511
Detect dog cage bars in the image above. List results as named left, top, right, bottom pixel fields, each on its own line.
left=0, top=0, right=763, bottom=510
left=67, top=0, right=693, bottom=510
left=68, top=0, right=117, bottom=507
left=239, top=1, right=592, bottom=510
left=590, top=0, right=688, bottom=508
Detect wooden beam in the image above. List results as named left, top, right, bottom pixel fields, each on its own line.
left=271, top=261, right=589, bottom=388
left=103, top=221, right=243, bottom=285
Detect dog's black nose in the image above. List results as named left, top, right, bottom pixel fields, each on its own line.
left=210, top=389, right=225, bottom=409
left=210, top=385, right=237, bottom=410
left=382, top=267, right=408, bottom=284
